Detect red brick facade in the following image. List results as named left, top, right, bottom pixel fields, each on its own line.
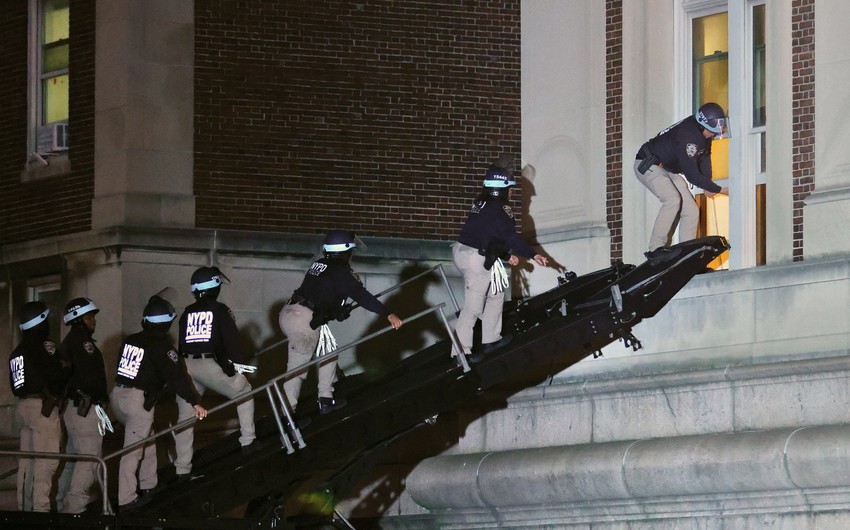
left=0, top=0, right=95, bottom=246
left=193, top=0, right=522, bottom=240
left=605, top=0, right=624, bottom=261
left=791, top=0, right=815, bottom=262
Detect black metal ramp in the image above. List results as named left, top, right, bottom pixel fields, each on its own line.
left=0, top=236, right=729, bottom=530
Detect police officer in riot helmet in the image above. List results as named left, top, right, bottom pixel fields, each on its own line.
left=279, top=230, right=403, bottom=415
left=8, top=300, right=67, bottom=512
left=453, top=157, right=549, bottom=365
left=110, top=294, right=207, bottom=510
left=56, top=297, right=109, bottom=513
left=173, top=266, right=257, bottom=480
left=635, top=102, right=730, bottom=262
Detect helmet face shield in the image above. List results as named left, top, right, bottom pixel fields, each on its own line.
left=712, top=117, right=730, bottom=139
left=695, top=102, right=729, bottom=139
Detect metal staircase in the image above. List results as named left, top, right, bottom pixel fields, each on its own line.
left=0, top=236, right=729, bottom=530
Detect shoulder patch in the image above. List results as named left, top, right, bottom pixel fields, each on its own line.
left=43, top=341, right=56, bottom=355
left=686, top=143, right=698, bottom=158
left=167, top=349, right=179, bottom=364
left=227, top=307, right=236, bottom=322
left=83, top=341, right=95, bottom=355
left=502, top=204, right=514, bottom=219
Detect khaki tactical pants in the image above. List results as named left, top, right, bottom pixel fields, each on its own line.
left=174, top=358, right=255, bottom=475
left=14, top=397, right=61, bottom=512
left=452, top=242, right=505, bottom=354
left=59, top=405, right=104, bottom=513
left=110, top=386, right=156, bottom=507
left=634, top=159, right=699, bottom=251
left=279, top=302, right=337, bottom=406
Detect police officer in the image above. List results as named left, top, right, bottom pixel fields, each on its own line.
left=8, top=301, right=66, bottom=512
left=453, top=160, right=549, bottom=363
left=635, top=102, right=730, bottom=260
left=110, top=295, right=207, bottom=509
left=174, top=266, right=256, bottom=479
left=57, top=297, right=108, bottom=514
left=279, top=230, right=403, bottom=415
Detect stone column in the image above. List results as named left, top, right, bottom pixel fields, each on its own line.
left=520, top=0, right=609, bottom=292
left=92, top=0, right=195, bottom=229
left=805, top=0, right=850, bottom=257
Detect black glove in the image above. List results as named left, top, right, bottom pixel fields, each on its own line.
left=480, top=238, right=510, bottom=271
left=336, top=303, right=353, bottom=322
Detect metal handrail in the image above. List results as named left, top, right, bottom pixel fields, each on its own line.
left=102, top=301, right=462, bottom=465
left=0, top=449, right=110, bottom=515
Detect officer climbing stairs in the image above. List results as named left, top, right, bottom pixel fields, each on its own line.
left=0, top=236, right=729, bottom=530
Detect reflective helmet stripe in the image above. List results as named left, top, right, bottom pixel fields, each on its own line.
left=191, top=278, right=222, bottom=291
left=20, top=310, right=49, bottom=331
left=484, top=179, right=516, bottom=188
left=143, top=313, right=176, bottom=323
left=63, top=300, right=98, bottom=324
left=323, top=242, right=356, bottom=252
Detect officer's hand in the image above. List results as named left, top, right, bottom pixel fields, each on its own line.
left=705, top=187, right=729, bottom=198
left=508, top=255, right=520, bottom=266
left=387, top=314, right=403, bottom=329
left=194, top=404, right=208, bottom=420
left=533, top=254, right=549, bottom=267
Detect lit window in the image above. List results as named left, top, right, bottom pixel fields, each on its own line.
left=689, top=2, right=766, bottom=269
left=29, top=0, right=69, bottom=156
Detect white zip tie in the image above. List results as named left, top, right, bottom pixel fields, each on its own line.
left=489, top=258, right=510, bottom=295
left=315, top=324, right=338, bottom=357
left=95, top=404, right=113, bottom=436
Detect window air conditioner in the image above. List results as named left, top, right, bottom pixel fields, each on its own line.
left=36, top=122, right=69, bottom=153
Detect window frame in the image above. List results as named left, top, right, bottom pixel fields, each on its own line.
left=26, top=0, right=70, bottom=171
left=679, top=0, right=767, bottom=269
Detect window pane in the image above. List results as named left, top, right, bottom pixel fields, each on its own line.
left=42, top=42, right=69, bottom=72
left=43, top=0, right=70, bottom=44
left=756, top=184, right=766, bottom=265
left=753, top=4, right=766, bottom=127
left=43, top=74, right=69, bottom=124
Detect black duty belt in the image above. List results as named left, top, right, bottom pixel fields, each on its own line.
left=289, top=296, right=316, bottom=310
left=183, top=353, right=215, bottom=359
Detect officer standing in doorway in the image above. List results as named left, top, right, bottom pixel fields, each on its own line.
left=110, top=295, right=207, bottom=510
left=279, top=230, right=403, bottom=415
left=453, top=158, right=549, bottom=364
left=634, top=102, right=730, bottom=261
left=174, top=266, right=256, bottom=480
left=57, top=297, right=109, bottom=514
left=8, top=301, right=66, bottom=512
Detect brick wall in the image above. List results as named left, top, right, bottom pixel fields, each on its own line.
left=194, top=0, right=522, bottom=241
left=0, top=1, right=95, bottom=246
left=791, top=0, right=815, bottom=262
left=605, top=0, right=624, bottom=261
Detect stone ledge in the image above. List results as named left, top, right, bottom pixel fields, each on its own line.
left=407, top=424, right=850, bottom=513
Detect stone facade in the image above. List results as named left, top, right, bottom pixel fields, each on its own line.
left=2, top=0, right=850, bottom=528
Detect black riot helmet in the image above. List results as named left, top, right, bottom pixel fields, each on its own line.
left=482, top=164, right=517, bottom=200
left=190, top=266, right=227, bottom=300
left=695, top=102, right=728, bottom=138
left=322, top=230, right=357, bottom=261
left=19, top=300, right=50, bottom=335
left=63, top=297, right=99, bottom=326
left=142, top=295, right=176, bottom=331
